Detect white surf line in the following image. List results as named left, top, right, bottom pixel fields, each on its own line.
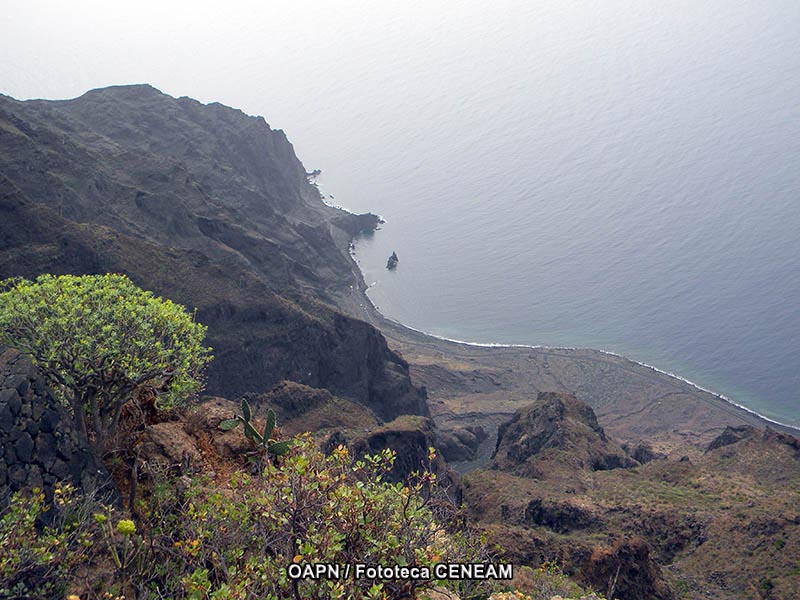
left=350, top=218, right=799, bottom=434
left=374, top=306, right=800, bottom=433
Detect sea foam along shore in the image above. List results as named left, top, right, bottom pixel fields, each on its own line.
left=335, top=199, right=799, bottom=436
left=358, top=279, right=800, bottom=434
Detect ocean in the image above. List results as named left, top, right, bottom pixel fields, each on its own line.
left=5, top=1, right=798, bottom=426
left=288, top=1, right=800, bottom=427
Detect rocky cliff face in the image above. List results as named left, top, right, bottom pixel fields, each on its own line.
left=0, top=182, right=427, bottom=422
left=464, top=391, right=800, bottom=599
left=0, top=86, right=427, bottom=422
left=0, top=84, right=373, bottom=301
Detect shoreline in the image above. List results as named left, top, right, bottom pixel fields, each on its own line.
left=329, top=203, right=799, bottom=444
left=375, top=311, right=800, bottom=433
left=335, top=235, right=800, bottom=442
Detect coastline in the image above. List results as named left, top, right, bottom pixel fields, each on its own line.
left=377, top=312, right=800, bottom=433
left=333, top=229, right=798, bottom=450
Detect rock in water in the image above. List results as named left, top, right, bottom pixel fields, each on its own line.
left=387, top=251, right=399, bottom=270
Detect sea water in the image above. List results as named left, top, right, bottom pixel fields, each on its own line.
left=280, top=1, right=800, bottom=427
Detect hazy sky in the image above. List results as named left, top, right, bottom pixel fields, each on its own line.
left=2, top=0, right=537, bottom=179
left=3, top=1, right=372, bottom=104
left=2, top=1, right=503, bottom=117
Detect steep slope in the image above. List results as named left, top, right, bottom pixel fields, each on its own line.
left=0, top=84, right=372, bottom=301
left=491, top=392, right=637, bottom=478
left=0, top=88, right=428, bottom=422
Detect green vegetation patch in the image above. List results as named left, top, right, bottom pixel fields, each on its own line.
left=0, top=273, right=212, bottom=450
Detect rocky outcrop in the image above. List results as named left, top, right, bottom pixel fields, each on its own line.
left=350, top=416, right=462, bottom=502
left=244, top=381, right=380, bottom=437
left=481, top=524, right=675, bottom=600
left=580, top=537, right=674, bottom=600
left=352, top=416, right=439, bottom=483
left=0, top=349, right=112, bottom=507
left=521, top=497, right=596, bottom=533
left=437, top=425, right=488, bottom=462
left=705, top=425, right=757, bottom=452
left=621, top=440, right=663, bottom=464
left=332, top=212, right=382, bottom=238
left=623, top=507, right=707, bottom=563
left=491, top=392, right=636, bottom=477
left=707, top=424, right=800, bottom=459
left=249, top=381, right=337, bottom=421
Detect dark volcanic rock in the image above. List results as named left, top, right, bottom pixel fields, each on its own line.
left=707, top=424, right=800, bottom=460
left=623, top=440, right=664, bottom=464
left=438, top=424, right=488, bottom=462
left=706, top=425, right=758, bottom=452
left=522, top=497, right=596, bottom=533
left=580, top=537, right=675, bottom=600
left=0, top=84, right=369, bottom=299
left=491, top=391, right=637, bottom=476
left=352, top=416, right=439, bottom=483
left=250, top=381, right=336, bottom=421
left=243, top=381, right=380, bottom=439
left=482, top=525, right=674, bottom=600
left=0, top=349, right=113, bottom=508
left=351, top=416, right=461, bottom=503
left=332, top=212, right=381, bottom=237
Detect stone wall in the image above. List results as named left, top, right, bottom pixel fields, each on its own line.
left=0, top=348, right=112, bottom=506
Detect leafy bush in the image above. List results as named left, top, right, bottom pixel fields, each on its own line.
left=1, top=439, right=507, bottom=599
left=128, top=435, right=495, bottom=599
left=0, top=274, right=212, bottom=450
left=0, top=483, right=98, bottom=599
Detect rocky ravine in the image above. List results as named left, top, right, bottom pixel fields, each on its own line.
left=464, top=393, right=800, bottom=600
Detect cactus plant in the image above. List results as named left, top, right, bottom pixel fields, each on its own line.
left=219, top=398, right=292, bottom=459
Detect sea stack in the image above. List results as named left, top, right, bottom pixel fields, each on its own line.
left=387, top=251, right=399, bottom=270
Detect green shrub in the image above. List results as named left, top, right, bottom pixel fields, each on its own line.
left=1, top=439, right=502, bottom=599
left=0, top=483, right=98, bottom=599
left=131, top=435, right=495, bottom=599
left=0, top=274, right=212, bottom=450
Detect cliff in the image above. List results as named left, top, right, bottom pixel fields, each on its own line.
left=0, top=86, right=426, bottom=422
left=0, top=84, right=373, bottom=301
